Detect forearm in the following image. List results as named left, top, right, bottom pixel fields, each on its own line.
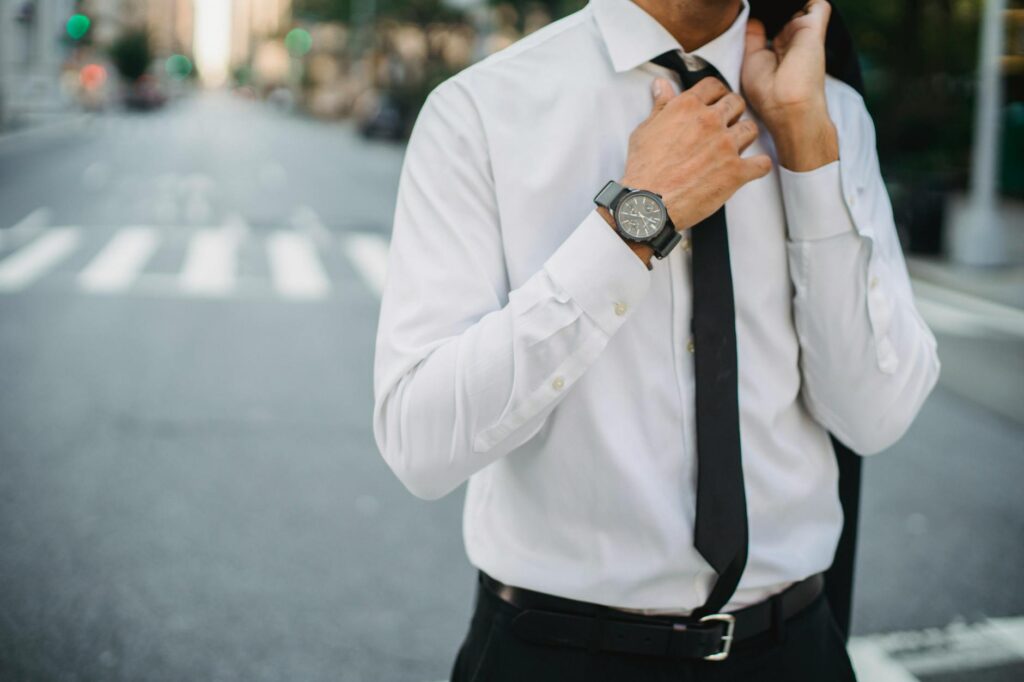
left=374, top=212, right=652, bottom=499
left=771, top=109, right=840, bottom=173
left=788, top=228, right=940, bottom=453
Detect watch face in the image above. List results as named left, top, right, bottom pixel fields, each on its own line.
left=616, top=191, right=666, bottom=241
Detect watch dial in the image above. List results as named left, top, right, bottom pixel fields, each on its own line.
left=617, top=193, right=666, bottom=240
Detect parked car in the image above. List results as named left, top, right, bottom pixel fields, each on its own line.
left=357, top=94, right=405, bottom=141
left=123, top=75, right=167, bottom=111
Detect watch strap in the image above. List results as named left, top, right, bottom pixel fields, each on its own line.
left=648, top=223, right=681, bottom=259
left=594, top=180, right=629, bottom=211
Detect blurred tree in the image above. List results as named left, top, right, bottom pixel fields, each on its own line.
left=295, top=0, right=464, bottom=24
left=109, top=29, right=153, bottom=82
left=842, top=0, right=981, bottom=184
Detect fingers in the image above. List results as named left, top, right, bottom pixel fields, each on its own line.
left=739, top=154, right=773, bottom=183
left=711, top=92, right=746, bottom=125
left=727, top=119, right=760, bottom=152
left=687, top=76, right=729, bottom=105
left=648, top=77, right=674, bottom=118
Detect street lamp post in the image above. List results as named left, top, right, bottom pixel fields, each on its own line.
left=950, top=0, right=1008, bottom=266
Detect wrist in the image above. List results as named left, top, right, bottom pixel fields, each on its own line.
left=596, top=206, right=653, bottom=269
left=768, top=108, right=839, bottom=172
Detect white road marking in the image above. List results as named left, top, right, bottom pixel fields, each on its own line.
left=290, top=205, right=332, bottom=245
left=988, top=616, right=1024, bottom=659
left=847, top=616, right=1024, bottom=680
left=78, top=227, right=160, bottom=293
left=0, top=227, right=80, bottom=292
left=344, top=233, right=389, bottom=296
left=132, top=273, right=267, bottom=300
left=1, top=207, right=51, bottom=250
left=222, top=212, right=249, bottom=242
left=266, top=231, right=330, bottom=300
left=847, top=640, right=920, bottom=682
left=912, top=278, right=1024, bottom=339
left=179, top=229, right=239, bottom=297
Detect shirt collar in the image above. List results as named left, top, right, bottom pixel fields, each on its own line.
left=592, top=0, right=750, bottom=92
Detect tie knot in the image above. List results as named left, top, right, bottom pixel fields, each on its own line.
left=650, top=50, right=728, bottom=91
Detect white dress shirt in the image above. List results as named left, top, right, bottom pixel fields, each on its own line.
left=372, top=0, right=940, bottom=613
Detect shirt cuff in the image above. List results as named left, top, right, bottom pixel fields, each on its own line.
left=544, top=209, right=653, bottom=335
left=779, top=161, right=857, bottom=242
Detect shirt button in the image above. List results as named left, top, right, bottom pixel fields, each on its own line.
left=847, top=194, right=857, bottom=207
left=869, top=276, right=880, bottom=290
left=614, top=301, right=628, bottom=316
left=686, top=338, right=695, bottom=354
left=552, top=376, right=565, bottom=391
left=681, top=236, right=691, bottom=253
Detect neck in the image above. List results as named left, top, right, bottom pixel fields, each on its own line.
left=632, top=0, right=743, bottom=52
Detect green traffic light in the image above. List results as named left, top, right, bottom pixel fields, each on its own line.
left=66, top=14, right=90, bottom=40
left=165, top=54, right=193, bottom=79
left=285, top=28, right=313, bottom=57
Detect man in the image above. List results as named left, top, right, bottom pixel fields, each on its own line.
left=373, top=0, right=940, bottom=678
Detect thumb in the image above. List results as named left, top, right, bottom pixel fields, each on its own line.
left=648, top=78, right=674, bottom=117
left=805, top=0, right=833, bottom=42
left=744, top=18, right=768, bottom=58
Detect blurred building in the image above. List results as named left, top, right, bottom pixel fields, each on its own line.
left=83, top=0, right=192, bottom=53
left=231, top=0, right=290, bottom=75
left=146, top=0, right=193, bottom=56
left=0, top=0, right=77, bottom=128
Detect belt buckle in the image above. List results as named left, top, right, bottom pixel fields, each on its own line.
left=698, top=613, right=736, bottom=661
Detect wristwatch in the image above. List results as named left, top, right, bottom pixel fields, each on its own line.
left=594, top=180, right=681, bottom=260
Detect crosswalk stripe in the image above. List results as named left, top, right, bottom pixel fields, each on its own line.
left=0, top=207, right=51, bottom=251
left=78, top=227, right=160, bottom=293
left=848, top=640, right=921, bottom=682
left=344, top=233, right=389, bottom=296
left=266, top=231, right=330, bottom=300
left=179, top=229, right=239, bottom=297
left=0, top=227, right=80, bottom=292
left=912, top=278, right=1024, bottom=339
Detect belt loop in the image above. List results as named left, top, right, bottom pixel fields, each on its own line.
left=588, top=607, right=607, bottom=655
left=770, top=593, right=787, bottom=644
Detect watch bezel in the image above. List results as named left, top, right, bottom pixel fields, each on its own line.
left=613, top=189, right=668, bottom=243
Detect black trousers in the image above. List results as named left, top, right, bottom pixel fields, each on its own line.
left=451, top=574, right=858, bottom=682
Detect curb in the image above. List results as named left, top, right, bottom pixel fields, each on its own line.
left=0, top=114, right=92, bottom=151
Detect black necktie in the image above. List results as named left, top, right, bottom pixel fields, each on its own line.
left=650, top=51, right=748, bottom=618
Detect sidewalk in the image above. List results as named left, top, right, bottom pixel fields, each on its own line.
left=0, top=112, right=91, bottom=151
left=907, top=255, right=1024, bottom=311
left=906, top=252, right=1024, bottom=425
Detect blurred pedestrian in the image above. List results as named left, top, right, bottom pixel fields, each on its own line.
left=373, top=0, right=940, bottom=679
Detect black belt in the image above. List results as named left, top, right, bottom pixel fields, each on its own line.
left=479, top=571, right=825, bottom=662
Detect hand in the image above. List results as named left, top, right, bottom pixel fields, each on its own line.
left=617, top=76, right=772, bottom=241
left=741, top=0, right=838, bottom=170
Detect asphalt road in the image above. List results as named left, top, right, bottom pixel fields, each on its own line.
left=0, top=91, right=1021, bottom=682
